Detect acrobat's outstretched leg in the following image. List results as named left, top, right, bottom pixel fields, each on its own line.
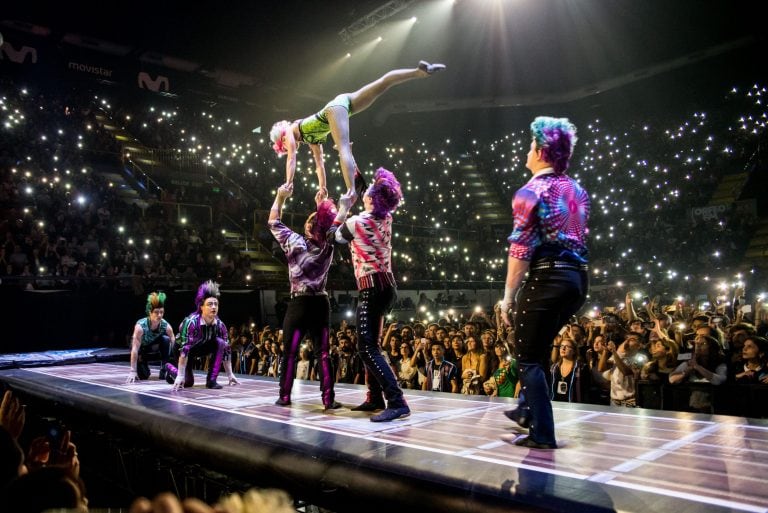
left=327, top=61, right=446, bottom=198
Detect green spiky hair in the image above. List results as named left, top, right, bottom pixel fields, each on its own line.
left=146, top=292, right=167, bottom=314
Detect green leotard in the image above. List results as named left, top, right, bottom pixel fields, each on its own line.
left=297, top=94, right=353, bottom=144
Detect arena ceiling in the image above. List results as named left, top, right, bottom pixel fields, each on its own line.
left=2, top=1, right=764, bottom=128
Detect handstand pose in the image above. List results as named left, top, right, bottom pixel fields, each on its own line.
left=269, top=61, right=445, bottom=202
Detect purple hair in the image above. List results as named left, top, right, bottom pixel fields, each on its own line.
left=367, top=167, right=402, bottom=218
left=530, top=116, right=578, bottom=175
left=194, top=280, right=220, bottom=310
left=310, top=199, right=338, bottom=242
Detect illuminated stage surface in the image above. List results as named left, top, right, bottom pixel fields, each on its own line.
left=1, top=362, right=767, bottom=513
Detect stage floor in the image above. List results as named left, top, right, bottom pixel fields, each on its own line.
left=1, top=362, right=767, bottom=513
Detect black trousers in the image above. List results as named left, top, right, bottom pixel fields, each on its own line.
left=137, top=335, right=172, bottom=379
left=356, top=285, right=405, bottom=408
left=513, top=268, right=588, bottom=445
left=278, top=295, right=335, bottom=407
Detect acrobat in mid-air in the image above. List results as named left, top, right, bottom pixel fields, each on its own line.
left=269, top=60, right=446, bottom=202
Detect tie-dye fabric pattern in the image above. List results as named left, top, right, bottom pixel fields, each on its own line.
left=507, top=174, right=590, bottom=261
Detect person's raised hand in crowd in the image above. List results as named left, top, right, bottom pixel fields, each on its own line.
left=707, top=294, right=719, bottom=313
left=26, top=428, right=80, bottom=476
left=651, top=318, right=667, bottom=340
left=56, top=429, right=80, bottom=477
left=646, top=295, right=659, bottom=317
left=0, top=389, right=25, bottom=440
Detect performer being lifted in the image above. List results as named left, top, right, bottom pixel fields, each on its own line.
left=269, top=61, right=446, bottom=203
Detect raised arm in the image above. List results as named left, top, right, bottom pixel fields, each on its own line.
left=309, top=143, right=327, bottom=194
left=283, top=128, right=298, bottom=186
left=269, top=183, right=293, bottom=223
left=331, top=189, right=355, bottom=243
left=625, top=292, right=638, bottom=322
left=610, top=343, right=635, bottom=377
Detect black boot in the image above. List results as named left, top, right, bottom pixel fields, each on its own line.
left=137, top=361, right=150, bottom=380
left=351, top=392, right=385, bottom=411
left=504, top=407, right=531, bottom=429
left=184, top=365, right=195, bottom=388
left=323, top=401, right=343, bottom=412
left=164, top=363, right=177, bottom=385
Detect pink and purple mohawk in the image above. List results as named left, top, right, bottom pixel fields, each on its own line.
left=367, top=167, right=402, bottom=218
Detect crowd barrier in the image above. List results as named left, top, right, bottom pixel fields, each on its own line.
left=636, top=381, right=768, bottom=418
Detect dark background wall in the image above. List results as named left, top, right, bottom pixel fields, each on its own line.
left=1, top=288, right=261, bottom=353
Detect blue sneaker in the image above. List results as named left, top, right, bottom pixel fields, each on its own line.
left=370, top=406, right=410, bottom=422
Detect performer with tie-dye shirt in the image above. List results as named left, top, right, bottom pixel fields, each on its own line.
left=499, top=116, right=590, bottom=450
left=268, top=183, right=342, bottom=412
left=332, top=168, right=410, bottom=422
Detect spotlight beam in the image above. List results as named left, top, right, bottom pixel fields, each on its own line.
left=372, top=36, right=756, bottom=123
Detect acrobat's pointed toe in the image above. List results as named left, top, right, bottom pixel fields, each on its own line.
left=418, top=60, right=446, bottom=75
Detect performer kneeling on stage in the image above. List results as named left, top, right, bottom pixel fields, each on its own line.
left=332, top=168, right=409, bottom=422
left=269, top=182, right=342, bottom=411
left=165, top=281, right=239, bottom=390
left=500, top=116, right=590, bottom=449
left=126, top=292, right=175, bottom=383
